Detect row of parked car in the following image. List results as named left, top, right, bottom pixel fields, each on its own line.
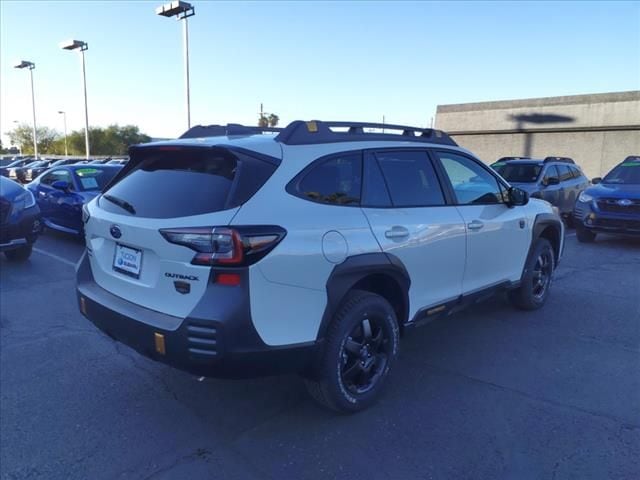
left=490, top=155, right=640, bottom=242
left=0, top=155, right=128, bottom=184
left=0, top=161, right=124, bottom=260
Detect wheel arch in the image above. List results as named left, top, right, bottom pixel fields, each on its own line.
left=318, top=253, right=410, bottom=341
left=522, top=213, right=563, bottom=281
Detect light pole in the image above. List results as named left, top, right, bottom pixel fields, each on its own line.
left=58, top=111, right=68, bottom=156
left=60, top=39, right=90, bottom=159
left=13, top=61, right=38, bottom=158
left=156, top=1, right=195, bottom=130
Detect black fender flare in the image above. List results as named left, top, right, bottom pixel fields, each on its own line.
left=316, top=253, right=411, bottom=341
left=521, top=213, right=563, bottom=281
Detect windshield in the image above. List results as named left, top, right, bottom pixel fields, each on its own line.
left=602, top=162, right=640, bottom=184
left=74, top=167, right=121, bottom=191
left=491, top=163, right=542, bottom=183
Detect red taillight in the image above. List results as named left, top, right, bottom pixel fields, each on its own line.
left=159, top=226, right=286, bottom=267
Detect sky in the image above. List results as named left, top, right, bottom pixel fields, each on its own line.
left=1, top=0, right=639, bottom=145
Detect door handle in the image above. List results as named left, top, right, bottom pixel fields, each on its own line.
left=467, top=220, right=484, bottom=231
left=385, top=226, right=410, bottom=239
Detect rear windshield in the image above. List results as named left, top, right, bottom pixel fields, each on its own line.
left=100, top=147, right=278, bottom=218
left=491, top=163, right=542, bottom=183
left=74, top=167, right=120, bottom=191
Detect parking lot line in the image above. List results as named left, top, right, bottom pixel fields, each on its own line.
left=33, top=247, right=78, bottom=268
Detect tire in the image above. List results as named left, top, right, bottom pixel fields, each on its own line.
left=565, top=215, right=575, bottom=229
left=509, top=238, right=555, bottom=310
left=576, top=224, right=596, bottom=243
left=304, top=290, right=400, bottom=413
left=4, top=244, right=33, bottom=262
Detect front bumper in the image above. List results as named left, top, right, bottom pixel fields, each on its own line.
left=76, top=253, right=317, bottom=378
left=574, top=202, right=640, bottom=235
left=0, top=205, right=41, bottom=250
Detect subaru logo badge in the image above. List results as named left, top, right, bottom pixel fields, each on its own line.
left=617, top=199, right=633, bottom=207
left=110, top=225, right=122, bottom=239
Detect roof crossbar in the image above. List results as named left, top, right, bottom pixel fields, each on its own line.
left=274, top=120, right=458, bottom=146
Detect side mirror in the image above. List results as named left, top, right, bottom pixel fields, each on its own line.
left=543, top=177, right=560, bottom=187
left=508, top=187, right=529, bottom=207
left=592, top=177, right=602, bottom=184
left=51, top=180, right=70, bottom=192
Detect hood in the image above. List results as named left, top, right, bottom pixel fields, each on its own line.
left=584, top=183, right=640, bottom=199
left=0, top=176, right=28, bottom=201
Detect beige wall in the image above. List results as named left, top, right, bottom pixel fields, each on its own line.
left=452, top=130, right=640, bottom=179
left=436, top=91, right=640, bottom=177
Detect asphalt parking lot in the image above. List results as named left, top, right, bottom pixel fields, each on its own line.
left=1, top=230, right=639, bottom=480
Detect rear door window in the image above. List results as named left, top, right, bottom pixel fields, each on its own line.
left=374, top=150, right=445, bottom=207
left=101, top=147, right=278, bottom=218
left=542, top=166, right=560, bottom=184
left=557, top=165, right=573, bottom=182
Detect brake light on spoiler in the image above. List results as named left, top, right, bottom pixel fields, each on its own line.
left=159, top=226, right=286, bottom=267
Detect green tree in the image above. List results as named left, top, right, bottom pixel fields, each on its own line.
left=66, top=124, right=151, bottom=156
left=7, top=124, right=61, bottom=154
left=258, top=112, right=279, bottom=128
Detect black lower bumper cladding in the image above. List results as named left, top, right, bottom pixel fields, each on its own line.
left=76, top=253, right=316, bottom=378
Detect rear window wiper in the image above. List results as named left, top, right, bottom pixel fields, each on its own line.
left=102, top=194, right=136, bottom=215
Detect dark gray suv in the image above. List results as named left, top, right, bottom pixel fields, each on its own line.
left=491, top=157, right=589, bottom=222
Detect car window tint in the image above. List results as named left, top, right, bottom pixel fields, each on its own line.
left=557, top=165, right=573, bottom=182
left=374, top=150, right=444, bottom=207
left=74, top=167, right=120, bottom=192
left=41, top=169, right=72, bottom=187
left=542, top=165, right=560, bottom=183
left=436, top=151, right=504, bottom=205
left=102, top=147, right=277, bottom=218
left=297, top=153, right=362, bottom=205
left=362, top=153, right=392, bottom=207
left=570, top=166, right=582, bottom=179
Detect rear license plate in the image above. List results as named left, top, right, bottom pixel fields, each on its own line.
left=113, top=243, right=143, bottom=279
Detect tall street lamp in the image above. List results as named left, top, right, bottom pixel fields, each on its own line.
left=13, top=61, right=38, bottom=158
left=58, top=111, right=68, bottom=156
left=156, top=1, right=195, bottom=130
left=60, top=39, right=90, bottom=159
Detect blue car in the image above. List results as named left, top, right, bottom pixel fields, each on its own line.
left=27, top=164, right=122, bottom=236
left=573, top=156, right=640, bottom=242
left=0, top=176, right=41, bottom=261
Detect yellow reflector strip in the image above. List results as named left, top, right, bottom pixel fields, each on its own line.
left=427, top=305, right=446, bottom=315
left=154, top=333, right=166, bottom=355
left=306, top=121, right=318, bottom=133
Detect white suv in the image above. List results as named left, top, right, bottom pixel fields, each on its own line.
left=77, top=120, right=564, bottom=412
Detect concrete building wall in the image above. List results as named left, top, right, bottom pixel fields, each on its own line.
left=435, top=91, right=640, bottom=178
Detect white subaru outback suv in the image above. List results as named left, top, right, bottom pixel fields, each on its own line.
left=77, top=120, right=564, bottom=412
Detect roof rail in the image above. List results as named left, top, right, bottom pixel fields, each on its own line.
left=543, top=156, right=574, bottom=164
left=179, top=124, right=283, bottom=139
left=622, top=155, right=640, bottom=163
left=496, top=156, right=531, bottom=162
left=274, top=120, right=458, bottom=146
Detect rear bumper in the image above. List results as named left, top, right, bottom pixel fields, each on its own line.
left=76, top=253, right=317, bottom=378
left=0, top=205, right=41, bottom=250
